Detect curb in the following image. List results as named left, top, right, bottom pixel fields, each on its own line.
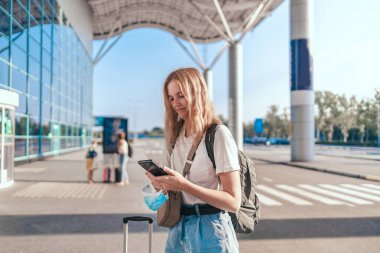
left=253, top=158, right=380, bottom=183
left=315, top=152, right=380, bottom=162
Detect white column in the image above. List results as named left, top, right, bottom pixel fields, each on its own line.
left=290, top=0, right=314, bottom=161
left=228, top=43, right=243, bottom=150
left=203, top=69, right=213, bottom=101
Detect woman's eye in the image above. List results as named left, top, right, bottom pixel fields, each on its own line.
left=168, top=97, right=174, bottom=102
left=178, top=93, right=184, bottom=98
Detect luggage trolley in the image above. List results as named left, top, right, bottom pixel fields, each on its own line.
left=123, top=216, right=153, bottom=253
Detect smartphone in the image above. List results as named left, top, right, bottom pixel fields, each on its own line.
left=138, top=159, right=168, bottom=177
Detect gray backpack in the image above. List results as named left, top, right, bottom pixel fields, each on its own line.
left=205, top=124, right=261, bottom=234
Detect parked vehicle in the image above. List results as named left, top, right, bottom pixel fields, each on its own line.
left=244, top=136, right=268, bottom=145
left=266, top=137, right=290, bottom=146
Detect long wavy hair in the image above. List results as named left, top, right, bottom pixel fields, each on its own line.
left=163, top=68, right=221, bottom=150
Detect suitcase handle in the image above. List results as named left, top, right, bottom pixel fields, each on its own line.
left=123, top=216, right=153, bottom=224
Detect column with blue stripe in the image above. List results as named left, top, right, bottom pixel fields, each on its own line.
left=290, top=0, right=314, bottom=161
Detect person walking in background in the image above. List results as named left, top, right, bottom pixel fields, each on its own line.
left=117, top=132, right=129, bottom=186
left=86, top=140, right=98, bottom=184
left=146, top=68, right=241, bottom=252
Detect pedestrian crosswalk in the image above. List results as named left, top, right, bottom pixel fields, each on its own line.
left=256, top=183, right=380, bottom=206
left=12, top=182, right=380, bottom=206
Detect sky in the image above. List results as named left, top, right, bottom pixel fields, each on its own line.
left=93, top=0, right=380, bottom=132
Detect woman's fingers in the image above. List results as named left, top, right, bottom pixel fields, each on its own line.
left=163, top=166, right=175, bottom=176
left=145, top=172, right=156, bottom=181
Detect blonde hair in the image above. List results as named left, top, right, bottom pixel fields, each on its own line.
left=163, top=67, right=220, bottom=150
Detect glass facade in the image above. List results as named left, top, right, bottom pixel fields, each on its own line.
left=0, top=0, right=93, bottom=161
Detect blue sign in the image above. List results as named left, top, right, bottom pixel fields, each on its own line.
left=102, top=117, right=128, bottom=154
left=254, top=118, right=264, bottom=135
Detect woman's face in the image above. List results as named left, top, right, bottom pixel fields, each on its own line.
left=167, top=81, right=188, bottom=119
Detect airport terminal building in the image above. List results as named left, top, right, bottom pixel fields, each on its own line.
left=1, top=0, right=313, bottom=189
left=0, top=0, right=94, bottom=162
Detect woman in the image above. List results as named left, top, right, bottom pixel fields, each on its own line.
left=117, top=132, right=129, bottom=185
left=146, top=68, right=241, bottom=252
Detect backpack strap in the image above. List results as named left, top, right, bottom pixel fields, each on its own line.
left=205, top=123, right=221, bottom=169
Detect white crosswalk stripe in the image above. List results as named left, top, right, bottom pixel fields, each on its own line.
left=340, top=184, right=380, bottom=196
left=276, top=185, right=345, bottom=205
left=362, top=184, right=380, bottom=190
left=257, top=185, right=312, bottom=205
left=256, top=193, right=282, bottom=206
left=320, top=184, right=380, bottom=202
left=298, top=184, right=372, bottom=205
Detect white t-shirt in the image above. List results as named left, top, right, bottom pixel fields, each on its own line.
left=119, top=140, right=128, bottom=155
left=161, top=125, right=240, bottom=205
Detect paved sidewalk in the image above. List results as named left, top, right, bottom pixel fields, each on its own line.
left=0, top=143, right=168, bottom=253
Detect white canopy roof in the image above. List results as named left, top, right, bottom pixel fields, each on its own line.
left=88, top=0, right=284, bottom=43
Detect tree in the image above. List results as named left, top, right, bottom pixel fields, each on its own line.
left=264, top=105, right=281, bottom=137
left=335, top=95, right=358, bottom=142
left=243, top=121, right=254, bottom=137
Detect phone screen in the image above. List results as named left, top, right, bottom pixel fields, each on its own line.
left=138, top=159, right=168, bottom=177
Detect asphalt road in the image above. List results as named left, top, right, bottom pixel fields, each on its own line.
left=0, top=138, right=379, bottom=253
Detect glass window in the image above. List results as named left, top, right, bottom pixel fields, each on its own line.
left=0, top=5, right=10, bottom=38
left=29, top=36, right=41, bottom=62
left=12, top=67, right=27, bottom=93
left=0, top=35, right=9, bottom=61
left=29, top=19, right=41, bottom=42
left=29, top=57, right=40, bottom=80
left=29, top=77, right=40, bottom=98
left=52, top=105, right=58, bottom=121
left=43, top=84, right=51, bottom=103
left=12, top=44, right=27, bottom=71
left=15, top=116, right=27, bottom=135
left=52, top=89, right=59, bottom=105
left=42, top=48, right=51, bottom=69
left=29, top=116, right=39, bottom=136
left=12, top=0, right=27, bottom=30
left=15, top=138, right=26, bottom=157
left=29, top=137, right=39, bottom=155
left=0, top=60, right=9, bottom=86
left=12, top=30, right=27, bottom=53
left=16, top=93, right=27, bottom=114
left=43, top=29, right=51, bottom=52
left=28, top=97, right=40, bottom=117
left=30, top=0, right=43, bottom=23
left=41, top=119, right=49, bottom=135
left=42, top=101, right=50, bottom=119
left=42, top=65, right=50, bottom=85
left=61, top=124, right=66, bottom=136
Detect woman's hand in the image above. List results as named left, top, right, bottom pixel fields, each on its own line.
left=145, top=166, right=187, bottom=192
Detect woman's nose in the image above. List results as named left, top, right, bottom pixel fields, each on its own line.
left=173, top=98, right=180, bottom=105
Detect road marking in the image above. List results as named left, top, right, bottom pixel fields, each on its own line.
left=299, top=184, right=372, bottom=205
left=362, top=184, right=380, bottom=190
left=341, top=184, right=380, bottom=196
left=256, top=193, right=282, bottom=206
left=320, top=184, right=380, bottom=202
left=257, top=185, right=312, bottom=205
left=276, top=185, right=345, bottom=205
left=262, top=177, right=273, bottom=182
left=15, top=168, right=46, bottom=173
left=13, top=182, right=109, bottom=199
